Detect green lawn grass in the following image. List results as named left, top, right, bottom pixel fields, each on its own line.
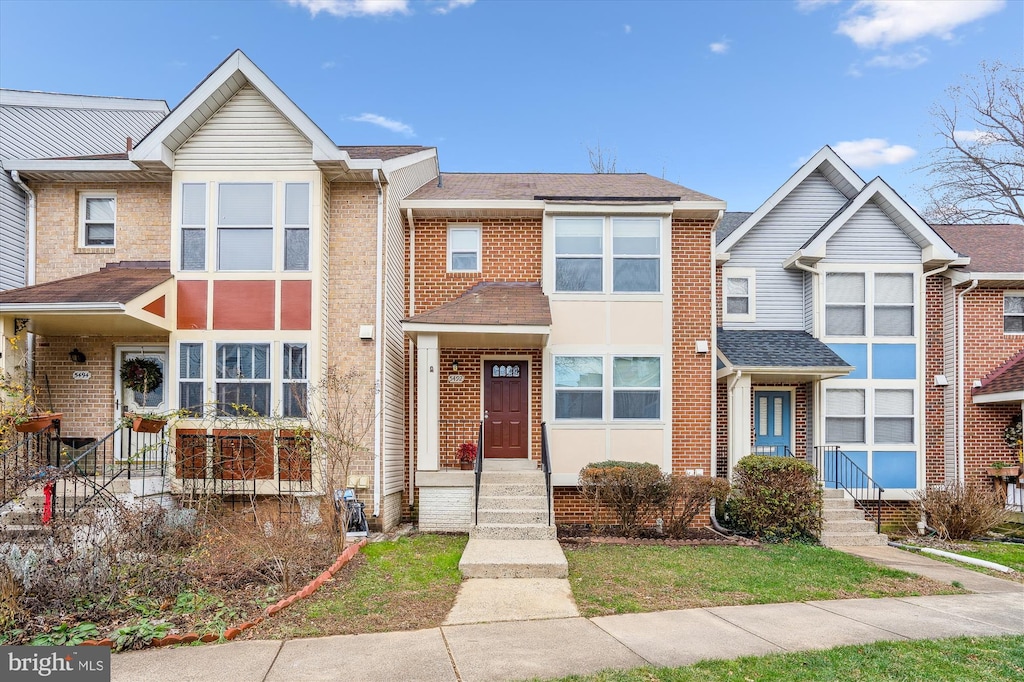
left=544, top=635, right=1024, bottom=681
left=566, top=543, right=964, bottom=617
left=251, top=533, right=467, bottom=638
left=954, top=541, right=1024, bottom=573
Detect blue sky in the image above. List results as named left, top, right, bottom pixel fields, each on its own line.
left=0, top=0, right=1020, bottom=210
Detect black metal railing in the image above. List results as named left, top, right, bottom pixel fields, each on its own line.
left=1, top=420, right=61, bottom=507
left=814, top=445, right=884, bottom=534
left=540, top=421, right=552, bottom=527
left=473, top=421, right=483, bottom=526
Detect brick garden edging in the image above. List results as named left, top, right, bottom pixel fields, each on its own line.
left=79, top=538, right=368, bottom=650
left=559, top=535, right=759, bottom=548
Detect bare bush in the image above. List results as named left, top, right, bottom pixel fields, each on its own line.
left=579, top=461, right=669, bottom=536
left=659, top=475, right=730, bottom=538
left=916, top=482, right=1010, bottom=541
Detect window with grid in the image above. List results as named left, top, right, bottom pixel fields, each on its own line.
left=282, top=343, right=307, bottom=418
left=723, top=268, right=755, bottom=321
left=612, top=218, right=660, bottom=292
left=554, top=356, right=603, bottom=419
left=874, top=273, right=914, bottom=336
left=180, top=183, right=206, bottom=270
left=179, top=343, right=204, bottom=416
left=215, top=343, right=270, bottom=416
left=217, top=183, right=273, bottom=271
left=825, top=388, right=865, bottom=443
left=1005, top=293, right=1024, bottom=333
left=555, top=218, right=603, bottom=292
left=80, top=193, right=116, bottom=247
left=613, top=356, right=661, bottom=420
left=875, top=389, right=914, bottom=444
left=825, top=273, right=866, bottom=336
left=447, top=225, right=481, bottom=272
left=284, top=183, right=310, bottom=271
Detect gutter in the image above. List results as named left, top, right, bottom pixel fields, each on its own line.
left=10, top=171, right=35, bottom=285
left=956, top=278, right=979, bottom=485
left=372, top=169, right=384, bottom=519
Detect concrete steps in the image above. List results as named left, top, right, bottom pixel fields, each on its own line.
left=459, top=463, right=568, bottom=579
left=820, top=489, right=889, bottom=547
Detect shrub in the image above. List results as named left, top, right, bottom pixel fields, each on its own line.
left=579, top=461, right=669, bottom=536
left=725, top=455, right=822, bottom=542
left=659, top=475, right=730, bottom=538
left=916, top=482, right=1010, bottom=540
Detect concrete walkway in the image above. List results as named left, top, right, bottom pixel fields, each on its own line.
left=112, top=547, right=1024, bottom=682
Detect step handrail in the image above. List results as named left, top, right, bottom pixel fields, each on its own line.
left=815, top=445, right=885, bottom=534
left=540, top=421, right=552, bottom=527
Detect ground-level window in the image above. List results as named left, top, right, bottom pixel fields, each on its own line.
left=554, top=356, right=602, bottom=419
left=612, top=356, right=661, bottom=419
left=179, top=343, right=204, bottom=415
left=282, top=343, right=307, bottom=417
left=825, top=388, right=865, bottom=443
left=874, top=389, right=914, bottom=444
left=1005, top=292, right=1024, bottom=333
left=215, top=343, right=270, bottom=416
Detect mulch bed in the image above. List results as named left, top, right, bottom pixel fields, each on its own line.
left=557, top=524, right=759, bottom=547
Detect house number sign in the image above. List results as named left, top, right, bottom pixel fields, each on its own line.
left=491, top=365, right=520, bottom=378
left=72, top=371, right=91, bottom=381
left=448, top=374, right=464, bottom=384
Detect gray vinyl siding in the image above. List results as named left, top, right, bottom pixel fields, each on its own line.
left=802, top=270, right=814, bottom=334
left=942, top=278, right=957, bottom=483
left=725, top=171, right=848, bottom=330
left=381, top=156, right=438, bottom=496
left=822, top=201, right=921, bottom=263
left=0, top=170, right=26, bottom=289
left=175, top=85, right=316, bottom=171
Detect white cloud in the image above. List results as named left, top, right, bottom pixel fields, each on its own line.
left=954, top=129, right=1004, bottom=144
left=321, top=61, right=337, bottom=69
left=349, top=113, right=415, bottom=137
left=624, top=24, right=632, bottom=34
left=709, top=39, right=730, bottom=54
left=288, top=0, right=411, bottom=18
left=432, top=0, right=475, bottom=14
left=837, top=0, right=1004, bottom=48
left=864, top=47, right=928, bottom=69
left=795, top=0, right=840, bottom=12
left=832, top=138, right=917, bottom=167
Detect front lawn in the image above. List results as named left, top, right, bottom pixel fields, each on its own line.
left=566, top=543, right=965, bottom=617
left=893, top=538, right=1024, bottom=581
left=249, top=533, right=466, bottom=639
left=545, top=635, right=1024, bottom=681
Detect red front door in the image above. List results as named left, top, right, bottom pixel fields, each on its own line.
left=484, top=361, right=529, bottom=458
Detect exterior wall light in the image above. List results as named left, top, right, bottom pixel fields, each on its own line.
left=69, top=348, right=87, bottom=364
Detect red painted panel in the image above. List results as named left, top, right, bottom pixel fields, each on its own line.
left=142, top=295, right=166, bottom=318
left=281, top=280, right=312, bottom=330
left=213, top=429, right=274, bottom=480
left=213, top=281, right=275, bottom=330
left=176, top=281, right=208, bottom=330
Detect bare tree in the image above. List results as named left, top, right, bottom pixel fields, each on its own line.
left=586, top=140, right=618, bottom=174
left=919, top=61, right=1024, bottom=224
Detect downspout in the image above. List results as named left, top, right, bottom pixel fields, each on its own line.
left=957, top=278, right=979, bottom=485
left=372, top=169, right=384, bottom=518
left=407, top=207, right=416, bottom=509
left=10, top=171, right=36, bottom=389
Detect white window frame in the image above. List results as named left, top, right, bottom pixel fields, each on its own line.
left=825, top=387, right=866, bottom=444
left=281, top=342, right=308, bottom=419
left=552, top=216, right=664, bottom=295
left=824, top=272, right=867, bottom=337
left=1005, top=291, right=1024, bottom=334
left=447, top=224, right=482, bottom=273
left=722, top=267, right=756, bottom=322
left=216, top=182, right=275, bottom=272
left=874, top=388, right=916, bottom=445
left=611, top=217, right=661, bottom=293
left=79, top=191, right=116, bottom=248
left=553, top=355, right=604, bottom=421
left=180, top=183, right=207, bottom=271
left=612, top=355, right=662, bottom=420
left=873, top=273, right=915, bottom=337
left=215, top=342, right=272, bottom=416
left=283, top=182, right=311, bottom=272
left=178, top=341, right=205, bottom=416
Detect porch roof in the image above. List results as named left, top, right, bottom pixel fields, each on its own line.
left=403, top=281, right=550, bottom=348
left=716, top=329, right=853, bottom=381
left=0, top=262, right=173, bottom=335
left=973, top=349, right=1024, bottom=404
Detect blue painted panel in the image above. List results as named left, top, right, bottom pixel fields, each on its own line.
left=823, top=450, right=868, bottom=489
left=873, top=450, right=917, bottom=489
left=872, top=344, right=916, bottom=379
left=828, top=344, right=867, bottom=379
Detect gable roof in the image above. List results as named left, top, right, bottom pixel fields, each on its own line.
left=717, top=146, right=864, bottom=254
left=784, top=176, right=961, bottom=268
left=405, top=281, right=551, bottom=327
left=717, top=329, right=852, bottom=371
left=933, top=224, right=1024, bottom=275
left=715, top=212, right=753, bottom=245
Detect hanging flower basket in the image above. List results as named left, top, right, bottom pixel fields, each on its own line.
left=121, top=357, right=163, bottom=395
left=130, top=414, right=167, bottom=433
left=15, top=413, right=62, bottom=433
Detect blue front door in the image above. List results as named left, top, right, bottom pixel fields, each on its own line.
left=754, top=391, right=791, bottom=456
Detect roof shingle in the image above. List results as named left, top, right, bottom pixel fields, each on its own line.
left=933, top=224, right=1024, bottom=273
left=0, top=262, right=171, bottom=305
left=717, top=329, right=851, bottom=369
left=406, top=281, right=551, bottom=327
left=973, top=349, right=1024, bottom=397
left=406, top=173, right=720, bottom=203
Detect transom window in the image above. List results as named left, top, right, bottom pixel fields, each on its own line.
left=80, top=192, right=116, bottom=247
left=216, top=343, right=270, bottom=416
left=448, top=225, right=481, bottom=272
left=1005, top=293, right=1024, bottom=333
left=554, top=217, right=662, bottom=293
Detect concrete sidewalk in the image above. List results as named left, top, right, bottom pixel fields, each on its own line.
left=112, top=547, right=1024, bottom=682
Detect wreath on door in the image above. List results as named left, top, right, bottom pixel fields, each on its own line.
left=121, top=357, right=163, bottom=395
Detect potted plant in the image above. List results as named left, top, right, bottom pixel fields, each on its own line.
left=987, top=461, right=1020, bottom=478
left=129, top=414, right=167, bottom=433
left=14, top=412, right=62, bottom=433
left=457, top=442, right=478, bottom=470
